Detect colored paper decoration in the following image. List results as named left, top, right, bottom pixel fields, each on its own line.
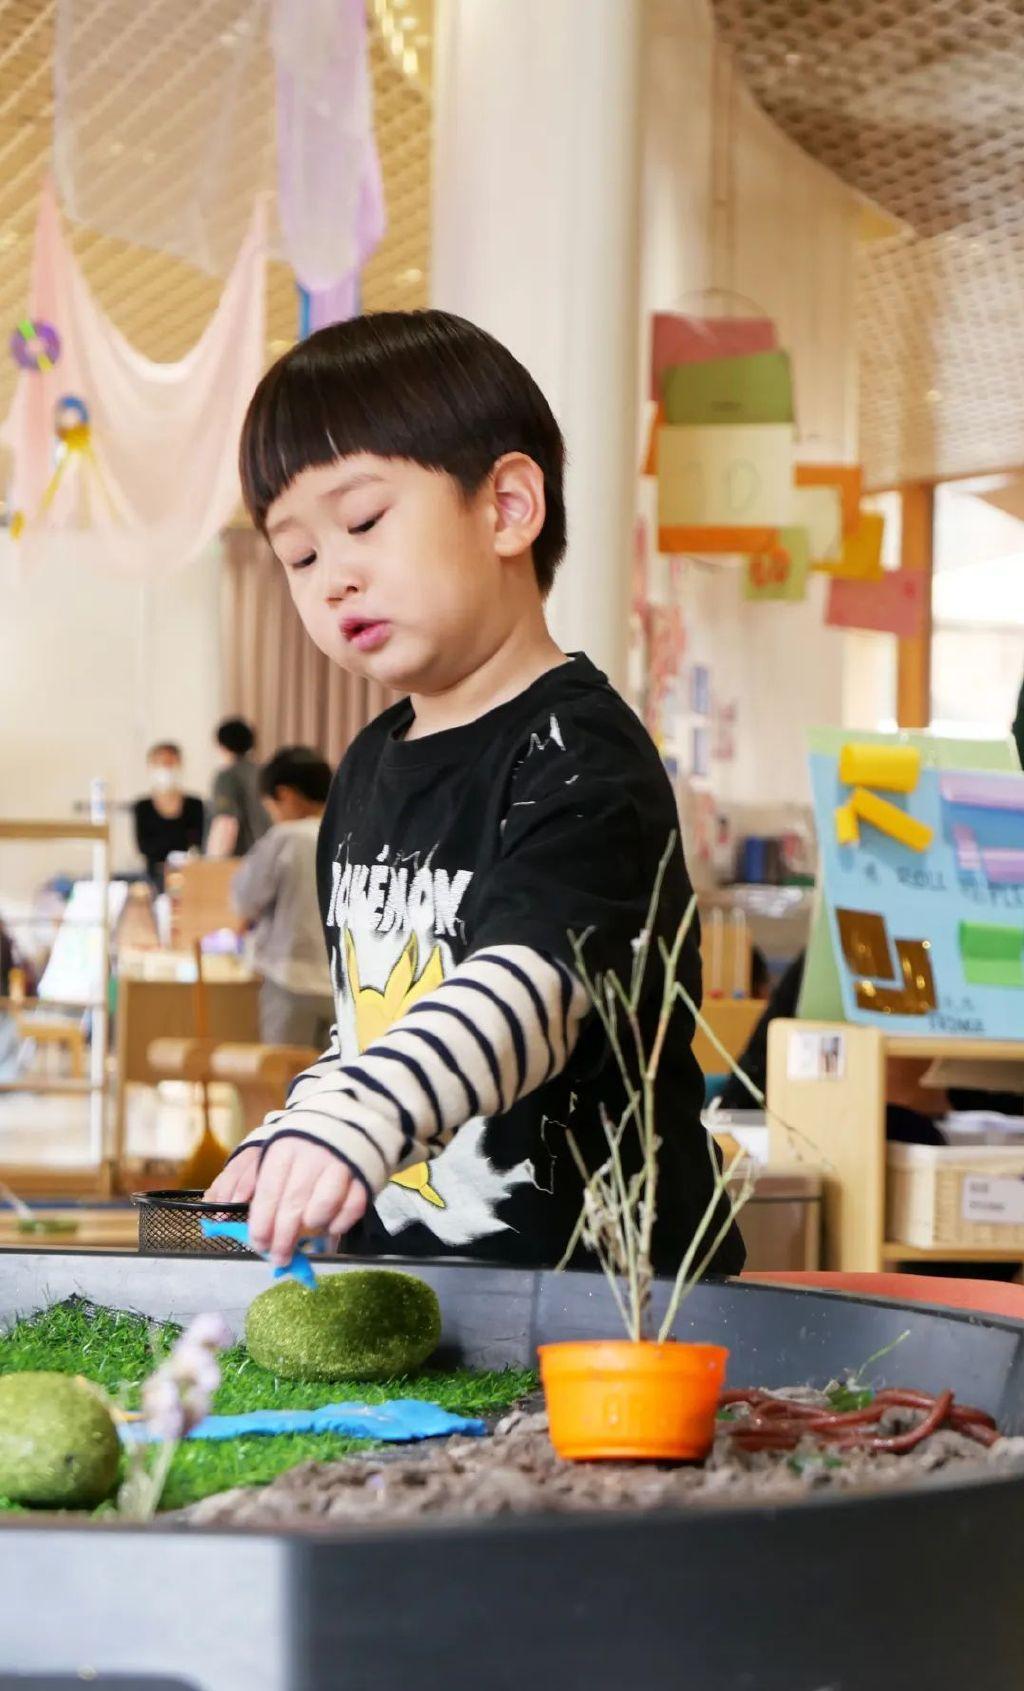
left=826, top=569, right=927, bottom=638
left=940, top=772, right=1024, bottom=886
left=649, top=312, right=777, bottom=402
left=794, top=463, right=863, bottom=536
left=656, top=422, right=794, bottom=551
left=9, top=318, right=60, bottom=373
left=661, top=350, right=794, bottom=429
left=792, top=483, right=843, bottom=567
left=837, top=787, right=934, bottom=853
left=11, top=394, right=116, bottom=540
left=743, top=526, right=811, bottom=602
left=838, top=744, right=921, bottom=792
left=817, top=509, right=885, bottom=581
left=959, top=922, right=1024, bottom=989
left=835, top=910, right=937, bottom=1014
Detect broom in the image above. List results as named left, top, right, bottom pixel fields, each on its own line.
left=178, top=940, right=228, bottom=1193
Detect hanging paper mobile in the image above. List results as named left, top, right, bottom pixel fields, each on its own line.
left=8, top=317, right=61, bottom=373
left=10, top=394, right=116, bottom=540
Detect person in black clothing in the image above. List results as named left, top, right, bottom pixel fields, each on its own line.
left=207, top=308, right=745, bottom=1282
left=132, top=743, right=205, bottom=890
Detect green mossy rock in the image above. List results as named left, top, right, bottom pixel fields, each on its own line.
left=246, top=1270, right=442, bottom=1382
left=0, top=1372, right=120, bottom=1508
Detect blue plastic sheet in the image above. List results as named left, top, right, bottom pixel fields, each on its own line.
left=121, top=1399, right=486, bottom=1445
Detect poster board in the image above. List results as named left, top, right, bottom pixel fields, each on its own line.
left=802, top=727, right=1023, bottom=1037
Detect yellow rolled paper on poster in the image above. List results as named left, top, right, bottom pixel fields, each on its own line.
left=849, top=787, right=933, bottom=853
left=839, top=743, right=921, bottom=794
left=834, top=802, right=859, bottom=846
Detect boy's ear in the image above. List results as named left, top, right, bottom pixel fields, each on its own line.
left=491, top=453, right=546, bottom=559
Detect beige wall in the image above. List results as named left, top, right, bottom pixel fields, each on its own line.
left=0, top=534, right=222, bottom=906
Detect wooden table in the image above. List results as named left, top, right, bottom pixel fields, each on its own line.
left=112, top=972, right=260, bottom=1181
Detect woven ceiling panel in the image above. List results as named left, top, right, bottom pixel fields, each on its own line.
left=712, top=0, right=1024, bottom=486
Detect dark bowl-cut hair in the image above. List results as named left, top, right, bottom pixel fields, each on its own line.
left=216, top=717, right=256, bottom=758
left=239, top=310, right=567, bottom=594
left=260, top=745, right=332, bottom=806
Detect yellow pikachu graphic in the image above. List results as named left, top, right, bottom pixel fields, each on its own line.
left=345, top=929, right=447, bottom=1208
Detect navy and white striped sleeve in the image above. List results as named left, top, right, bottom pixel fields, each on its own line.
left=227, top=946, right=589, bottom=1195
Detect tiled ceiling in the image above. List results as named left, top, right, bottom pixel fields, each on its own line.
left=0, top=0, right=432, bottom=424
left=711, top=0, right=1024, bottom=488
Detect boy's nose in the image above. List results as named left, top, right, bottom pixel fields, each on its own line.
left=323, top=567, right=365, bottom=602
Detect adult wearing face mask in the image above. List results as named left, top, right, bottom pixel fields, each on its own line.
left=133, top=742, right=206, bottom=890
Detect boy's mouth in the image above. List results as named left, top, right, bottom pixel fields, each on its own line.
left=341, top=617, right=391, bottom=654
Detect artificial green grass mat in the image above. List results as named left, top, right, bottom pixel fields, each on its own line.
left=0, top=1300, right=537, bottom=1513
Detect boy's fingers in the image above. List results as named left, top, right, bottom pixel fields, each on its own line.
left=267, top=1158, right=320, bottom=1266
left=328, top=1180, right=369, bottom=1247
left=301, top=1163, right=350, bottom=1236
left=205, top=1147, right=260, bottom=1205
left=248, top=1141, right=297, bottom=1254
left=269, top=1201, right=307, bottom=1268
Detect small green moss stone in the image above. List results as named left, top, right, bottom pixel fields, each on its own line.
left=0, top=1372, right=120, bottom=1508
left=245, top=1270, right=443, bottom=1382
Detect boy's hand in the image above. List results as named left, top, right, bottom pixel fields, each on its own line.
left=205, top=1145, right=261, bottom=1205
left=248, top=1139, right=368, bottom=1266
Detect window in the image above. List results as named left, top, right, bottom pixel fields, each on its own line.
left=932, top=481, right=1024, bottom=744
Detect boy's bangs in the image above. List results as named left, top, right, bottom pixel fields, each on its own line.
left=240, top=356, right=390, bottom=530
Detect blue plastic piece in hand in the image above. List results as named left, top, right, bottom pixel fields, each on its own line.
left=120, top=1398, right=487, bottom=1444
left=200, top=1217, right=327, bottom=1287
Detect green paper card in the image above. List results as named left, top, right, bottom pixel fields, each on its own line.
left=959, top=922, right=1024, bottom=989
left=662, top=350, right=794, bottom=428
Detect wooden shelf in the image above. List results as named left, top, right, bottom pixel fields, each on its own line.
left=883, top=1241, right=1024, bottom=1264
left=886, top=1036, right=1024, bottom=1063
left=767, top=1018, right=1024, bottom=1274
left=0, top=1079, right=96, bottom=1096
left=0, top=821, right=108, bottom=843
left=0, top=997, right=101, bottom=1013
left=0, top=1207, right=137, bottom=1252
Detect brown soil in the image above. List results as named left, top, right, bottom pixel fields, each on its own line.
left=185, top=1389, right=1024, bottom=1530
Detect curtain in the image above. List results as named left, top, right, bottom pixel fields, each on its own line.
left=3, top=180, right=267, bottom=574
left=220, top=527, right=392, bottom=768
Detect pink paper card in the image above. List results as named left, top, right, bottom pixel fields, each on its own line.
left=825, top=570, right=927, bottom=638
left=650, top=312, right=777, bottom=402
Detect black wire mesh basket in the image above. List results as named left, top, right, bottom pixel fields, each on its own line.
left=132, top=1190, right=254, bottom=1257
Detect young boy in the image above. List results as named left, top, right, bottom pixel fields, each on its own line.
left=208, top=310, right=745, bottom=1280
left=231, top=746, right=335, bottom=1051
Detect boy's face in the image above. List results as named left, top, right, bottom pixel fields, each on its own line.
left=264, top=454, right=537, bottom=695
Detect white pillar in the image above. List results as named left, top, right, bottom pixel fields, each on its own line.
left=430, top=0, right=642, bottom=689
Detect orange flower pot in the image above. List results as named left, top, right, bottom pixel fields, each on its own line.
left=539, top=1339, right=728, bottom=1462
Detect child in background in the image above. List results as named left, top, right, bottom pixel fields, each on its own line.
left=232, top=747, right=334, bottom=1051
left=208, top=309, right=745, bottom=1281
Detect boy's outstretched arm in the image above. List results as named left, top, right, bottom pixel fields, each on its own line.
left=206, top=945, right=588, bottom=1264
